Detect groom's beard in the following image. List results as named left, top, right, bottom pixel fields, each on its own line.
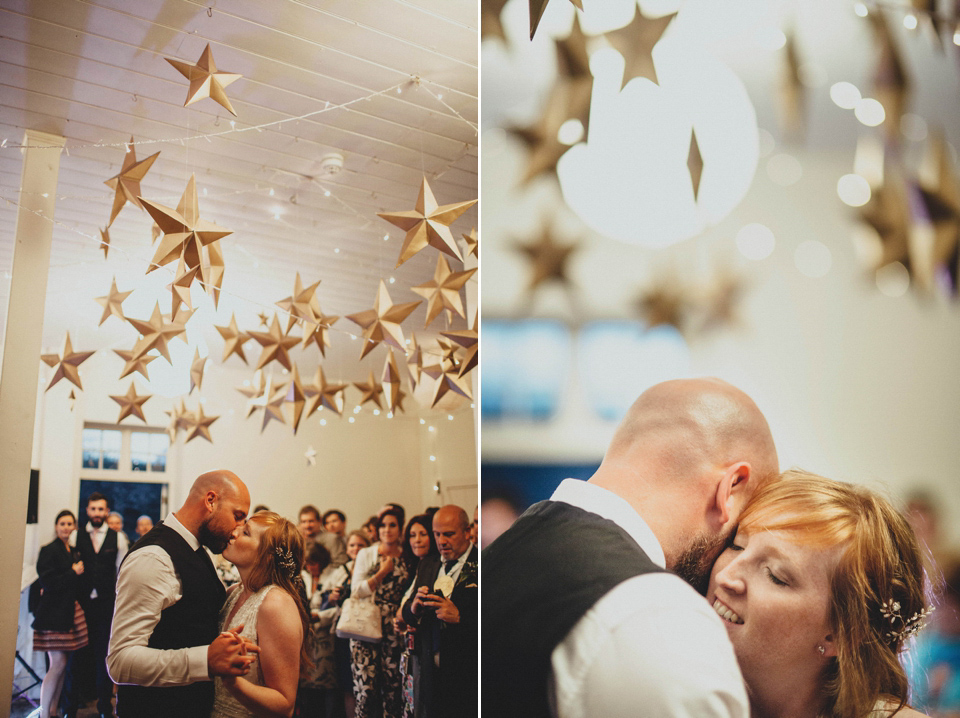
left=198, top=518, right=231, bottom=555
left=673, top=532, right=725, bottom=596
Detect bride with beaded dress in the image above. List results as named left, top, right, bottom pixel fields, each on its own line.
left=211, top=511, right=309, bottom=718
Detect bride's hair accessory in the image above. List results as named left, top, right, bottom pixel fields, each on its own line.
left=880, top=599, right=934, bottom=643
left=275, top=546, right=298, bottom=578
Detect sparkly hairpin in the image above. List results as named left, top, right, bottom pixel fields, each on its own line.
left=880, top=599, right=935, bottom=643
left=274, top=546, right=298, bottom=580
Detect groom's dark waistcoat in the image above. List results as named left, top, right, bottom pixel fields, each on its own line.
left=482, top=499, right=664, bottom=718
left=116, top=522, right=226, bottom=718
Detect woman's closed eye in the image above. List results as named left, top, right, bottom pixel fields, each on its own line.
left=765, top=567, right=788, bottom=586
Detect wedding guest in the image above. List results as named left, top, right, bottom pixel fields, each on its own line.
left=107, top=512, right=123, bottom=534
left=300, top=542, right=346, bottom=718
left=360, top=516, right=378, bottom=544
left=31, top=510, right=88, bottom=718
left=328, top=530, right=371, bottom=718
left=134, top=515, right=153, bottom=539
left=300, top=504, right=347, bottom=568
left=323, top=509, right=347, bottom=538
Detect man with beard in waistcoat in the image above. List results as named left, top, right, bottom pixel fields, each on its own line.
left=107, top=470, right=257, bottom=718
left=482, top=378, right=780, bottom=718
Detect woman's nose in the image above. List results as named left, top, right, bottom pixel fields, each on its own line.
left=715, top=558, right=746, bottom=594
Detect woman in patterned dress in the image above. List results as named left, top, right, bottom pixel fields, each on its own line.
left=211, top=511, right=308, bottom=718
left=349, top=507, right=410, bottom=718
left=31, top=510, right=88, bottom=718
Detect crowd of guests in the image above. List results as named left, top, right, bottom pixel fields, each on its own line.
left=27, top=489, right=478, bottom=718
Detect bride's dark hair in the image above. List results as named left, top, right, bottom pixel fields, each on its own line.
left=739, top=470, right=930, bottom=718
left=244, top=510, right=311, bottom=673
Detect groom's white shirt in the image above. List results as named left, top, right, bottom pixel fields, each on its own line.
left=548, top=479, right=749, bottom=718
left=107, top=512, right=219, bottom=687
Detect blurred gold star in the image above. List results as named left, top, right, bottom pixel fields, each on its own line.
left=110, top=382, right=152, bottom=423
left=605, top=7, right=676, bottom=89
left=114, top=348, right=157, bottom=380
left=354, top=370, right=383, bottom=409
left=514, top=226, right=580, bottom=291
left=303, top=365, right=346, bottom=418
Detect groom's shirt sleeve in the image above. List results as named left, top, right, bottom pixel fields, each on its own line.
left=550, top=572, right=749, bottom=718
left=106, top=546, right=211, bottom=686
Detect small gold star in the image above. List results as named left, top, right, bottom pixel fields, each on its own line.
left=166, top=43, right=242, bottom=116
left=109, top=382, right=152, bottom=423
left=94, top=277, right=132, bottom=326
left=41, top=333, right=95, bottom=392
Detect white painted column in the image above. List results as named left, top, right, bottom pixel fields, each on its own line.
left=0, top=129, right=64, bottom=707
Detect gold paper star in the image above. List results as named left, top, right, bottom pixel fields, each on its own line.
left=420, top=362, right=472, bottom=408
left=183, top=403, right=218, bottom=444
left=215, top=314, right=251, bottom=364
left=276, top=273, right=322, bottom=332
left=114, top=348, right=157, bottom=380
left=406, top=334, right=425, bottom=390
left=778, top=31, right=806, bottom=141
left=257, top=375, right=288, bottom=433
left=110, top=381, right=152, bottom=424
left=915, top=131, right=960, bottom=293
left=204, top=240, right=225, bottom=308
left=257, top=311, right=270, bottom=327
left=99, top=227, right=111, bottom=259
left=635, top=281, right=692, bottom=332
left=412, top=255, right=477, bottom=327
left=869, top=11, right=910, bottom=141
left=301, top=310, right=339, bottom=357
left=463, top=228, right=479, bottom=259
left=139, top=174, right=232, bottom=280
left=41, top=333, right=95, bottom=392
left=860, top=161, right=912, bottom=270
left=378, top=177, right=477, bottom=267
left=237, top=370, right=272, bottom=418
left=699, top=274, right=747, bottom=333
left=482, top=0, right=509, bottom=40
left=127, top=303, right=187, bottom=364
left=354, top=370, right=383, bottom=409
left=151, top=223, right=161, bottom=244
left=248, top=315, right=300, bottom=371
left=303, top=365, right=346, bottom=418
left=285, top=364, right=307, bottom=434
left=687, top=129, right=704, bottom=202
left=305, top=445, right=317, bottom=467
left=381, top=349, right=405, bottom=413
left=529, top=0, right=584, bottom=40
left=346, top=280, right=421, bottom=360
left=169, top=258, right=200, bottom=317
left=514, top=226, right=580, bottom=291
left=190, top=349, right=207, bottom=393
left=104, top=138, right=160, bottom=227
left=94, top=277, right=132, bottom=326
left=166, top=43, right=242, bottom=116
left=441, top=321, right=479, bottom=378
left=605, top=7, right=676, bottom=89
left=165, top=398, right=191, bottom=442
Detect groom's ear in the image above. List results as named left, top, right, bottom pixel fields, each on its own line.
left=715, top=462, right=751, bottom=526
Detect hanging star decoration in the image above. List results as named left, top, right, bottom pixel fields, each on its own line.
left=406, top=334, right=425, bottom=390
left=778, top=31, right=806, bottom=141
left=441, top=316, right=479, bottom=378
left=237, top=370, right=271, bottom=418
left=114, top=348, right=157, bottom=380
left=378, top=177, right=477, bottom=267
left=183, top=403, right=218, bottom=444
left=127, top=303, right=187, bottom=364
left=635, top=278, right=694, bottom=332
left=99, top=227, right=111, bottom=260
left=165, top=398, right=192, bottom=442
left=151, top=223, right=162, bottom=244
left=420, top=359, right=472, bottom=409
left=698, top=273, right=748, bottom=334
left=868, top=10, right=911, bottom=141
left=110, top=382, right=152, bottom=424
left=204, top=240, right=226, bottom=308
left=354, top=370, right=383, bottom=409
left=510, top=15, right=592, bottom=184
left=189, top=349, right=207, bottom=393
left=276, top=273, right=322, bottom=331
left=909, top=0, right=947, bottom=48
left=303, top=365, right=346, bottom=418
left=604, top=7, right=676, bottom=89
left=859, top=156, right=913, bottom=273
left=248, top=315, right=300, bottom=371
left=256, top=374, right=288, bottom=433
left=257, top=311, right=271, bottom=327
left=381, top=349, right=405, bottom=413
left=688, top=129, right=704, bottom=202
left=482, top=0, right=510, bottom=41
left=215, top=314, right=252, bottom=364
left=463, top=228, right=479, bottom=259
left=514, top=225, right=580, bottom=291
left=139, top=174, right=232, bottom=288
left=41, top=333, right=95, bottom=392
left=285, top=365, right=307, bottom=434
left=305, top=446, right=317, bottom=467
left=166, top=43, right=242, bottom=116
left=913, top=131, right=960, bottom=294
left=412, top=254, right=477, bottom=327
left=169, top=258, right=200, bottom=317
left=346, top=280, right=421, bottom=360
left=94, top=277, right=132, bottom=326
left=104, top=138, right=160, bottom=227
left=529, top=0, right=584, bottom=40
left=301, top=308, right=339, bottom=357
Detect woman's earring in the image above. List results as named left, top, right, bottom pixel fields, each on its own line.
left=817, top=645, right=825, bottom=656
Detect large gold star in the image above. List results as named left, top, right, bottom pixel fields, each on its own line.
left=353, top=370, right=383, bottom=409
left=94, top=277, right=132, bottom=326
left=114, top=348, right=157, bottom=380
left=110, top=382, right=152, bottom=424
left=441, top=319, right=479, bottom=378
left=378, top=177, right=477, bottom=267
left=303, top=365, right=346, bottom=418
left=41, top=333, right=95, bottom=392
left=529, top=0, right=584, bottom=40
left=104, top=138, right=160, bottom=227
left=412, top=255, right=477, bottom=327
left=127, top=303, right=187, bottom=364
left=139, top=174, right=232, bottom=280
left=514, top=226, right=580, bottom=290
left=346, top=280, right=421, bottom=360
left=248, top=315, right=300, bottom=371
left=381, top=349, right=405, bottom=413
left=420, top=362, right=472, bottom=408
left=605, top=7, right=676, bottom=89
left=166, top=43, right=242, bottom=116
left=183, top=404, right=218, bottom=444
left=215, top=314, right=251, bottom=364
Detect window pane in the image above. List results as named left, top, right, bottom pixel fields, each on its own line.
left=149, top=433, right=170, bottom=455
left=150, top=453, right=167, bottom=472
left=102, top=451, right=120, bottom=470
left=131, top=454, right=148, bottom=472
left=130, top=432, right=151, bottom=454
left=82, top=450, right=100, bottom=469
left=101, top=430, right=122, bottom=451
left=82, top=429, right=101, bottom=451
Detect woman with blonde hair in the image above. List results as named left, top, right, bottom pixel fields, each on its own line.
left=707, top=470, right=933, bottom=718
left=212, top=511, right=309, bottom=718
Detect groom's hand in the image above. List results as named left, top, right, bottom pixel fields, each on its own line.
left=208, top=624, right=259, bottom=676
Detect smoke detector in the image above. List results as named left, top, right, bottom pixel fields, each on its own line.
left=318, top=153, right=344, bottom=177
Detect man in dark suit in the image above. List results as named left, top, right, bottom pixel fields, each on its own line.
left=401, top=505, right=478, bottom=718
left=65, top=491, right=124, bottom=718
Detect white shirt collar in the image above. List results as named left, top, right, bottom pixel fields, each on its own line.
left=87, top=521, right=107, bottom=536
left=165, top=511, right=201, bottom=551
left=550, top=479, right=666, bottom=568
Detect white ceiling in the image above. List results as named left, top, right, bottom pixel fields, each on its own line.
left=0, top=0, right=478, bottom=385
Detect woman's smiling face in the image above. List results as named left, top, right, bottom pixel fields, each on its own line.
left=706, top=527, right=843, bottom=683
